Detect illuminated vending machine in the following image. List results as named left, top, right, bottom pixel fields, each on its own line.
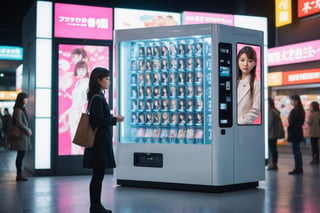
left=115, top=24, right=265, bottom=191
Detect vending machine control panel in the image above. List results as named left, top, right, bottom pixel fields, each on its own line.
left=218, top=43, right=233, bottom=128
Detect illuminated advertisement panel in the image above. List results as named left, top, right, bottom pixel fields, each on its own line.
left=275, top=0, right=292, bottom=27
left=114, top=8, right=181, bottom=29
left=182, top=11, right=234, bottom=26
left=298, top=0, right=320, bottom=17
left=0, top=46, right=23, bottom=60
left=54, top=3, right=113, bottom=40
left=236, top=43, right=262, bottom=125
left=58, top=44, right=109, bottom=155
left=282, top=68, right=320, bottom=85
left=267, top=72, right=283, bottom=86
left=268, top=39, right=320, bottom=66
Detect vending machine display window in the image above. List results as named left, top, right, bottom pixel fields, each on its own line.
left=119, top=36, right=212, bottom=144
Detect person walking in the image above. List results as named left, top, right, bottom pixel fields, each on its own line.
left=287, top=94, right=305, bottom=175
left=10, top=92, right=32, bottom=181
left=307, top=101, right=320, bottom=164
left=83, top=67, right=124, bottom=213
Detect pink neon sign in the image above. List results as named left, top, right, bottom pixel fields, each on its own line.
left=54, top=3, right=113, bottom=40
left=183, top=11, right=234, bottom=26
left=268, top=40, right=320, bottom=66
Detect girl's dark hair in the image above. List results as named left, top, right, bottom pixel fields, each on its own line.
left=74, top=61, right=89, bottom=77
left=290, top=94, right=305, bottom=117
left=14, top=92, right=29, bottom=109
left=268, top=97, right=279, bottom=113
left=71, top=48, right=88, bottom=59
left=237, top=46, right=257, bottom=98
left=310, top=101, right=319, bottom=112
left=13, top=92, right=29, bottom=123
left=87, top=67, right=110, bottom=101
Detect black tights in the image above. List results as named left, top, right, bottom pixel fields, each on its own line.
left=268, top=138, right=278, bottom=164
left=310, top=137, right=319, bottom=160
left=16, top=151, right=25, bottom=173
left=89, top=168, right=105, bottom=206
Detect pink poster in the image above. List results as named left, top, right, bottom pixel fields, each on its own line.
left=183, top=11, right=234, bottom=26
left=58, top=44, right=109, bottom=155
left=54, top=3, right=113, bottom=40
left=237, top=43, right=262, bottom=125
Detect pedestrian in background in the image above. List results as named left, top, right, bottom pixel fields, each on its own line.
left=10, top=92, right=32, bottom=181
left=267, top=97, right=284, bottom=170
left=307, top=101, right=320, bottom=165
left=287, top=94, right=305, bottom=175
left=1, top=108, right=12, bottom=148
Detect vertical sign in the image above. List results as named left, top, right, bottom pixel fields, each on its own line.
left=276, top=0, right=292, bottom=27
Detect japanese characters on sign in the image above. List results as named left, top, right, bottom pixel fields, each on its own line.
left=283, top=68, right=320, bottom=85
left=298, top=0, right=320, bottom=17
left=0, top=46, right=23, bottom=60
left=276, top=0, right=292, bottom=27
left=54, top=3, right=113, bottom=40
left=183, top=11, right=234, bottom=26
left=268, top=39, right=320, bottom=66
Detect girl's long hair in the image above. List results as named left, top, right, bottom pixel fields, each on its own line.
left=290, top=94, right=305, bottom=118
left=237, top=46, right=257, bottom=98
left=310, top=101, right=319, bottom=112
left=87, top=67, right=110, bottom=101
left=13, top=92, right=29, bottom=123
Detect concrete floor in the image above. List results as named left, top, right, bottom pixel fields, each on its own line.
left=0, top=148, right=319, bottom=213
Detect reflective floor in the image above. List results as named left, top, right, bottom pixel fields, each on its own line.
left=1, top=147, right=320, bottom=213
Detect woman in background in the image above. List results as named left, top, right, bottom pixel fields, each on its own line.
left=83, top=67, right=124, bottom=213
left=267, top=97, right=283, bottom=170
left=307, top=101, right=320, bottom=164
left=287, top=94, right=305, bottom=175
left=10, top=92, right=32, bottom=181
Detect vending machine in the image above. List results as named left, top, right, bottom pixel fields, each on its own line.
left=115, top=24, right=265, bottom=191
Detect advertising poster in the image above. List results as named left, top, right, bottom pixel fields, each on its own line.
left=236, top=43, right=262, bottom=125
left=54, top=3, right=113, bottom=40
left=114, top=8, right=181, bottom=30
left=58, top=44, right=109, bottom=155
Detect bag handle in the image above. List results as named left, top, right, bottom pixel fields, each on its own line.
left=86, top=94, right=101, bottom=115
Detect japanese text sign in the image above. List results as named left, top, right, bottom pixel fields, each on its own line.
left=283, top=68, right=320, bottom=85
left=276, top=0, right=292, bottom=27
left=54, top=3, right=113, bottom=40
left=183, top=11, right=234, bottom=26
left=298, top=0, right=320, bottom=17
left=268, top=39, right=320, bottom=66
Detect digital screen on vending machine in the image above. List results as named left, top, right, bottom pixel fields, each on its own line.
left=120, top=35, right=212, bottom=144
left=57, top=44, right=110, bottom=155
left=236, top=43, right=262, bottom=125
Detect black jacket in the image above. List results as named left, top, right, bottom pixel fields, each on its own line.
left=287, top=106, right=305, bottom=143
left=83, top=93, right=117, bottom=169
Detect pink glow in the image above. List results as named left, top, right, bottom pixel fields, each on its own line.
left=54, top=3, right=113, bottom=40
left=268, top=40, right=320, bottom=67
left=58, top=44, right=109, bottom=156
left=183, top=11, right=234, bottom=26
left=237, top=43, right=262, bottom=125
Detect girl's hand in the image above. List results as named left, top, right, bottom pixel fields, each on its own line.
left=115, top=115, right=125, bottom=122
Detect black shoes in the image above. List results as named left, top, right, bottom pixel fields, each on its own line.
left=288, top=169, right=303, bottom=175
left=90, top=204, right=112, bottom=213
left=310, top=159, right=319, bottom=165
left=16, top=174, right=28, bottom=181
left=267, top=163, right=278, bottom=170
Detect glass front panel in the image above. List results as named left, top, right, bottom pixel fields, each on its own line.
left=119, top=35, right=212, bottom=144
